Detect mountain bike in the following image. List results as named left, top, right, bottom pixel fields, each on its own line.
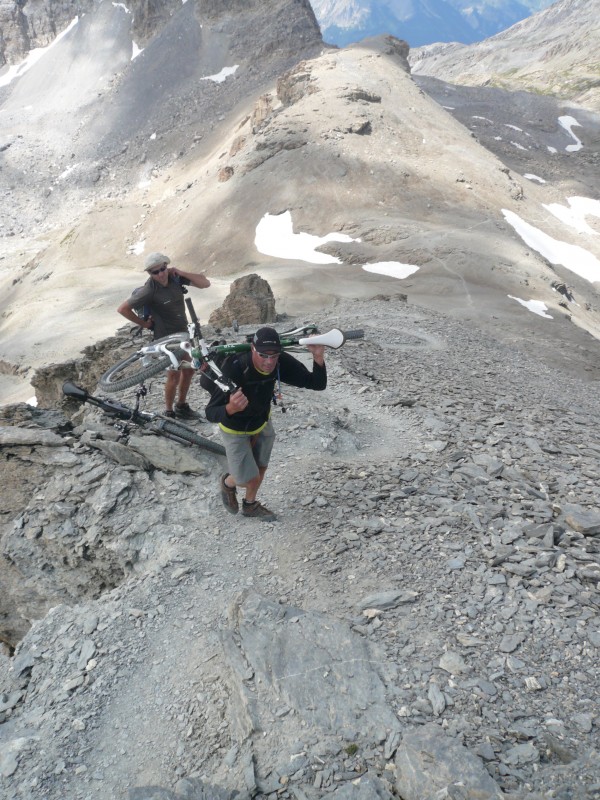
left=62, top=380, right=226, bottom=456
left=99, top=298, right=364, bottom=394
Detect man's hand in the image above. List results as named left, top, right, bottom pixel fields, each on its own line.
left=117, top=300, right=153, bottom=329
left=226, top=388, right=249, bottom=415
left=170, top=266, right=210, bottom=289
left=306, top=342, right=325, bottom=366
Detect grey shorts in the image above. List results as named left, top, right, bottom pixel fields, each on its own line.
left=220, top=420, right=276, bottom=484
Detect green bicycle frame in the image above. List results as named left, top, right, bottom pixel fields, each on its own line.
left=192, top=337, right=306, bottom=361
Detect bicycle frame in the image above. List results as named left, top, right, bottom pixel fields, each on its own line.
left=138, top=332, right=192, bottom=371
left=180, top=299, right=347, bottom=393
left=63, top=380, right=150, bottom=429
left=62, top=381, right=226, bottom=455
left=99, top=297, right=363, bottom=396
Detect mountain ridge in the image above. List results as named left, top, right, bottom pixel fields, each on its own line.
left=1, top=0, right=599, bottom=407
left=0, top=2, right=599, bottom=797
left=2, top=293, right=600, bottom=799
left=410, top=0, right=600, bottom=111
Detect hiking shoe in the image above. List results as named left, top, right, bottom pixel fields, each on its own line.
left=164, top=410, right=176, bottom=418
left=175, top=402, right=202, bottom=421
left=220, top=473, right=238, bottom=514
left=241, top=500, right=277, bottom=522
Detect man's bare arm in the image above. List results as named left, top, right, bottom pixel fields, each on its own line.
left=117, top=300, right=152, bottom=329
left=171, top=267, right=210, bottom=289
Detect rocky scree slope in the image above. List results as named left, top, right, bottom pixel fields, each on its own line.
left=1, top=297, right=599, bottom=799
left=0, top=0, right=183, bottom=64
left=0, top=0, right=323, bottom=238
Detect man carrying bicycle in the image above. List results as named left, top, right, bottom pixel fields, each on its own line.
left=205, top=327, right=326, bottom=521
left=117, top=252, right=210, bottom=420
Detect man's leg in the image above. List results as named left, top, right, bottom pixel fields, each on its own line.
left=173, top=361, right=201, bottom=419
left=221, top=436, right=259, bottom=500
left=164, top=370, right=180, bottom=412
left=221, top=425, right=276, bottom=519
left=177, top=367, right=194, bottom=406
left=241, top=466, right=267, bottom=503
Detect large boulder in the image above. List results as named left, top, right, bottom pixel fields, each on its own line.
left=208, top=274, right=276, bottom=328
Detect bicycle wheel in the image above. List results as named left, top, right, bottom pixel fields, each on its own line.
left=342, top=329, right=364, bottom=340
left=99, top=333, right=189, bottom=393
left=157, top=420, right=226, bottom=456
left=99, top=351, right=175, bottom=392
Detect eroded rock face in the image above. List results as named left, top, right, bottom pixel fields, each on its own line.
left=208, top=273, right=277, bottom=328
left=0, top=390, right=218, bottom=648
left=0, top=416, right=137, bottom=647
left=277, top=64, right=318, bottom=106
left=395, top=724, right=505, bottom=800
left=31, top=328, right=142, bottom=409
left=226, top=591, right=401, bottom=737
left=0, top=0, right=184, bottom=65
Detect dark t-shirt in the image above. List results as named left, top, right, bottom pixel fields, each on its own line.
left=127, top=275, right=191, bottom=339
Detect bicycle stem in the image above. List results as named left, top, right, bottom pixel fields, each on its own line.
left=185, top=297, right=202, bottom=340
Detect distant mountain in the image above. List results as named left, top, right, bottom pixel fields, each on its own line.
left=410, top=0, right=600, bottom=111
left=309, top=0, right=556, bottom=46
left=444, top=0, right=550, bottom=38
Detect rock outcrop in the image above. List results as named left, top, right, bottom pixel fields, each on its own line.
left=31, top=328, right=143, bottom=409
left=0, top=0, right=189, bottom=65
left=208, top=274, right=277, bottom=328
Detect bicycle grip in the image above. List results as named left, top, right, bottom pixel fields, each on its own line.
left=185, top=297, right=199, bottom=323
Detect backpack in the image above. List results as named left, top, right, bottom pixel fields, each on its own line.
left=130, top=286, right=151, bottom=322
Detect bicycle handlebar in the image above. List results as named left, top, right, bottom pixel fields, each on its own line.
left=63, top=380, right=89, bottom=402
left=63, top=381, right=143, bottom=421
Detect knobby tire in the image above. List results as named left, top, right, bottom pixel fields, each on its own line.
left=158, top=420, right=226, bottom=456
left=99, top=349, right=185, bottom=393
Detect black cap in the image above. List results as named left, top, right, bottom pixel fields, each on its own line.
left=253, top=327, right=282, bottom=353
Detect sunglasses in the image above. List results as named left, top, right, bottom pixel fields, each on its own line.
left=150, top=265, right=168, bottom=275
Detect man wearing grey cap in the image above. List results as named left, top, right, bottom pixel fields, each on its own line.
left=117, top=252, right=210, bottom=419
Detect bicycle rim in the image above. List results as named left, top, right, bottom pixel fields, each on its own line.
left=99, top=352, right=175, bottom=393
left=159, top=420, right=226, bottom=456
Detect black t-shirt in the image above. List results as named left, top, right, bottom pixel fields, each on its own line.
left=127, top=275, right=191, bottom=339
left=205, top=351, right=327, bottom=433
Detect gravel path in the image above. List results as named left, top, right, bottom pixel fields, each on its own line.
left=1, top=297, right=599, bottom=799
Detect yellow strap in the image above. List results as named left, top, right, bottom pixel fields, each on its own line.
left=219, top=421, right=267, bottom=436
